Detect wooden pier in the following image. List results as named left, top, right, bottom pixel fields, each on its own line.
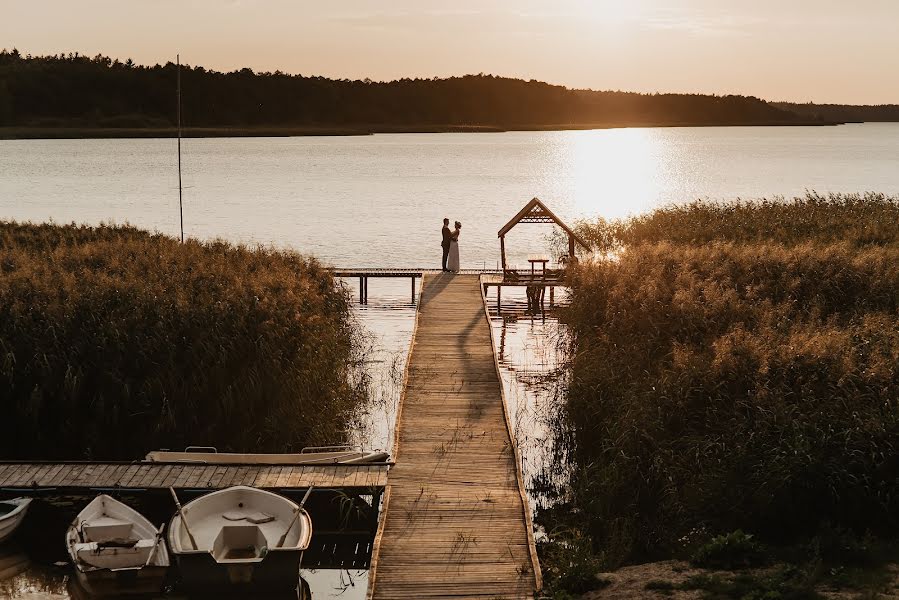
left=367, top=273, right=541, bottom=599
left=0, top=461, right=387, bottom=493
left=332, top=268, right=501, bottom=304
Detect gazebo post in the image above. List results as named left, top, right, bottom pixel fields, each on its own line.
left=568, top=234, right=575, bottom=259
left=500, top=235, right=507, bottom=271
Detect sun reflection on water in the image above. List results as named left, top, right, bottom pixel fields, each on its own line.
left=552, top=128, right=665, bottom=220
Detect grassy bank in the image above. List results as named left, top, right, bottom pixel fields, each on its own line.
left=544, top=193, right=899, bottom=595
left=0, top=222, right=366, bottom=460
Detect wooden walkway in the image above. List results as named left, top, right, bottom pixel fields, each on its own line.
left=0, top=462, right=387, bottom=493
left=368, top=273, right=541, bottom=599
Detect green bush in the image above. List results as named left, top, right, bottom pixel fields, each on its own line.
left=691, top=531, right=767, bottom=570
left=556, top=197, right=899, bottom=567
left=538, top=528, right=610, bottom=597
left=0, top=222, right=366, bottom=459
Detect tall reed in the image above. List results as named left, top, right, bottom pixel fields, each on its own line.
left=0, top=222, right=366, bottom=460
left=556, top=195, right=899, bottom=568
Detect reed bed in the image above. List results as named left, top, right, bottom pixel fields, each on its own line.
left=553, top=194, right=899, bottom=574
left=0, top=222, right=366, bottom=460
left=574, top=191, right=899, bottom=251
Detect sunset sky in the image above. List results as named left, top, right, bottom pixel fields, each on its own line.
left=5, top=0, right=898, bottom=104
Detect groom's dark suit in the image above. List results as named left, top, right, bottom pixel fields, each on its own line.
left=441, top=224, right=452, bottom=271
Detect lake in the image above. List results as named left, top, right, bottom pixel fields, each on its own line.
left=1, top=123, right=897, bottom=598
left=3, top=124, right=898, bottom=269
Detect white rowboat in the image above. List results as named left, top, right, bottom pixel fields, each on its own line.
left=65, top=495, right=169, bottom=596
left=168, top=486, right=312, bottom=591
left=0, top=498, right=32, bottom=544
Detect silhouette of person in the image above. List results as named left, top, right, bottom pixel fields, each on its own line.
left=441, top=217, right=452, bottom=271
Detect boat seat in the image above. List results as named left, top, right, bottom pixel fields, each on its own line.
left=73, top=539, right=154, bottom=570
left=212, top=525, right=268, bottom=563
left=81, top=517, right=134, bottom=543
left=222, top=511, right=275, bottom=524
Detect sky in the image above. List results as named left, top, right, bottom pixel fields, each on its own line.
left=4, top=0, right=899, bottom=104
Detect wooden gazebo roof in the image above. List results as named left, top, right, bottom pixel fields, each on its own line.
left=497, top=198, right=590, bottom=272
left=498, top=198, right=590, bottom=249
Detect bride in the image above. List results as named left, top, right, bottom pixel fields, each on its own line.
left=447, top=221, right=461, bottom=273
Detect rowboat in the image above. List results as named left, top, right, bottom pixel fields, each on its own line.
left=146, top=445, right=389, bottom=465
left=65, top=495, right=169, bottom=596
left=0, top=497, right=32, bottom=544
left=168, top=486, right=312, bottom=591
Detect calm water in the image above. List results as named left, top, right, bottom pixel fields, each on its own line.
left=2, top=124, right=899, bottom=268
left=2, top=124, right=897, bottom=598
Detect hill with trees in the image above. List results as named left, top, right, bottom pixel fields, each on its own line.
left=0, top=50, right=857, bottom=137
left=774, top=101, right=899, bottom=123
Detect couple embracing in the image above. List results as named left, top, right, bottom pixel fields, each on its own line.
left=441, top=217, right=462, bottom=273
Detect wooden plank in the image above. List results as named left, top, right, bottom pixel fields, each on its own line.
left=148, top=464, right=174, bottom=488
left=208, top=466, right=228, bottom=489
left=117, top=465, right=142, bottom=487
left=217, top=465, right=241, bottom=489
left=37, top=463, right=66, bottom=486
left=88, top=464, right=114, bottom=487
left=194, top=466, right=218, bottom=488
left=275, top=466, right=292, bottom=488
left=132, top=465, right=156, bottom=488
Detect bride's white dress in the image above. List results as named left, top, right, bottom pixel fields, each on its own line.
left=447, top=237, right=460, bottom=272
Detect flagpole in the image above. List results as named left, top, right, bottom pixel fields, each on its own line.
left=177, top=54, right=184, bottom=243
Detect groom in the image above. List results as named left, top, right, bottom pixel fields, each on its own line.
left=441, top=217, right=452, bottom=272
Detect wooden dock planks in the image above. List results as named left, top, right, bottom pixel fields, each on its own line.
left=0, top=462, right=388, bottom=492
left=368, top=274, right=541, bottom=599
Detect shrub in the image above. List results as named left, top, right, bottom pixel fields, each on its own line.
left=691, top=531, right=767, bottom=570
left=539, top=528, right=610, bottom=596
left=0, top=222, right=366, bottom=459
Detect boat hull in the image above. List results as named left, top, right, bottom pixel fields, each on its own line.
left=173, top=548, right=303, bottom=591
left=73, top=565, right=168, bottom=597
left=0, top=498, right=32, bottom=544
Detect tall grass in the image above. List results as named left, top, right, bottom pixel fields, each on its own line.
left=573, top=192, right=899, bottom=252
left=0, top=222, right=366, bottom=460
left=554, top=194, right=899, bottom=571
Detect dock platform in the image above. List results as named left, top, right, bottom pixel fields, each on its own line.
left=367, top=273, right=541, bottom=599
left=0, top=462, right=387, bottom=493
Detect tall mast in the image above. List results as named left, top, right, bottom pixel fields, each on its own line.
left=177, top=54, right=184, bottom=243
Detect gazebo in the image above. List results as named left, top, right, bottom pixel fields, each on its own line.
left=497, top=197, right=590, bottom=280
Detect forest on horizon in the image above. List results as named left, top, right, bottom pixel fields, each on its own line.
left=1, top=50, right=898, bottom=133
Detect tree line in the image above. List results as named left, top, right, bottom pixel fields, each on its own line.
left=0, top=49, right=877, bottom=131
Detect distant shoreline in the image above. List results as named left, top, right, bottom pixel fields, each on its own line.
left=0, top=120, right=846, bottom=140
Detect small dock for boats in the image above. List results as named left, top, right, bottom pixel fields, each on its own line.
left=367, top=273, right=541, bottom=599
left=0, top=462, right=387, bottom=494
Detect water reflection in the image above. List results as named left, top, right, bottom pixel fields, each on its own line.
left=486, top=287, right=572, bottom=512
left=556, top=128, right=663, bottom=219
